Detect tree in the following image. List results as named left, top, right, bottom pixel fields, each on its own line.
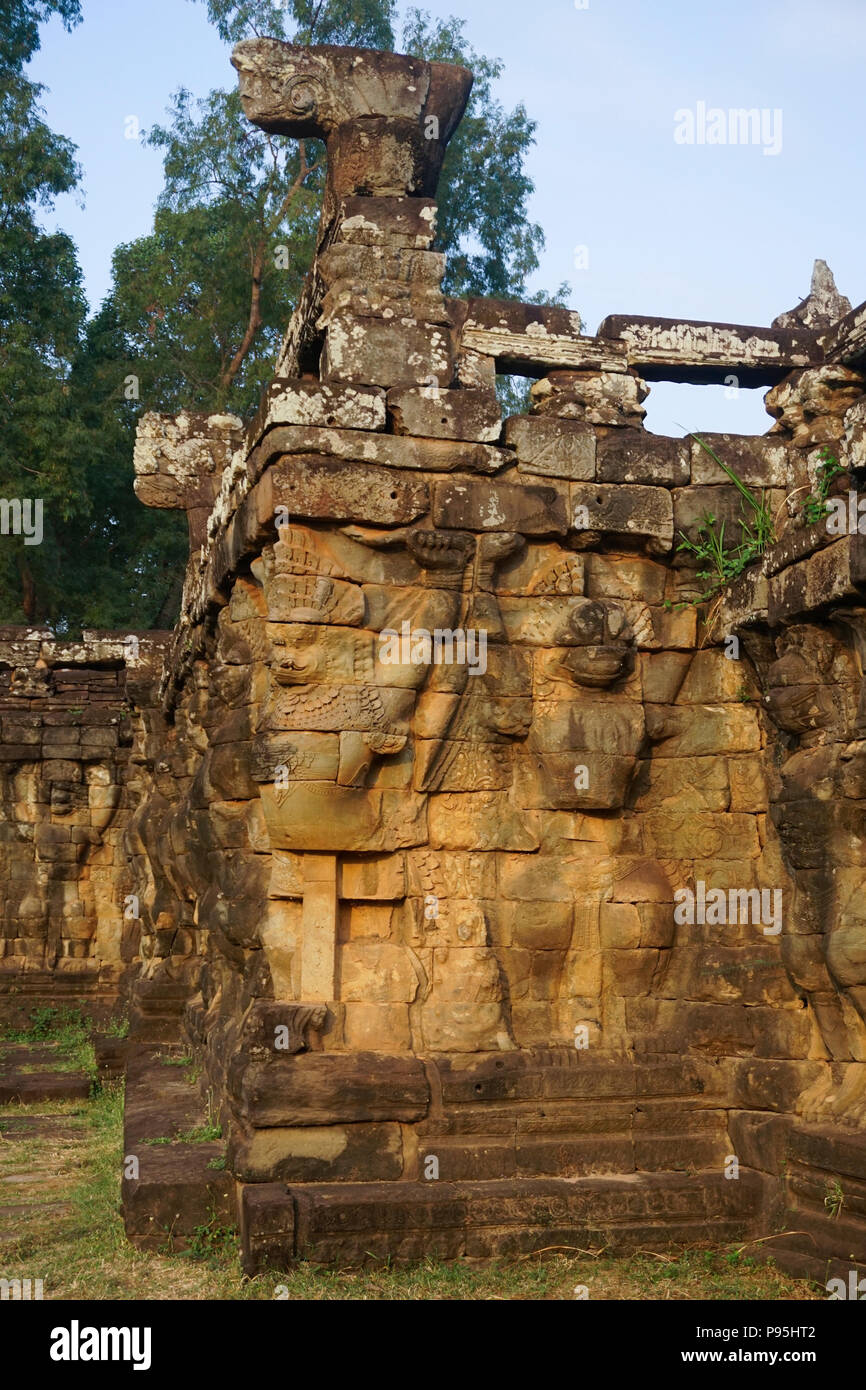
left=0, top=0, right=188, bottom=630
left=105, top=0, right=560, bottom=418
left=0, top=0, right=85, bottom=622
left=110, top=91, right=322, bottom=417
left=0, top=0, right=81, bottom=72
left=401, top=8, right=547, bottom=301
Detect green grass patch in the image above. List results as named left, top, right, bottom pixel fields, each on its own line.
left=1, top=1006, right=96, bottom=1083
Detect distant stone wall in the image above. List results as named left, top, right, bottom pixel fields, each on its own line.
left=0, top=628, right=168, bottom=1024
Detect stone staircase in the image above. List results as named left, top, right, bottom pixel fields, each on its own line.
left=0, top=1042, right=92, bottom=1104
left=121, top=1046, right=232, bottom=1253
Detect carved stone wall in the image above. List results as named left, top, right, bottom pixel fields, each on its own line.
left=0, top=629, right=168, bottom=1025
left=2, top=37, right=865, bottom=1278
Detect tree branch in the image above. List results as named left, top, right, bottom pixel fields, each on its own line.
left=220, top=242, right=265, bottom=392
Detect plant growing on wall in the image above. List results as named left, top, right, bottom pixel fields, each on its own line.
left=800, top=447, right=846, bottom=526
left=672, top=435, right=776, bottom=606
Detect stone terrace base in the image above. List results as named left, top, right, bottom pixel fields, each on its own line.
left=238, top=1171, right=766, bottom=1271
left=0, top=965, right=127, bottom=1031
left=122, top=1035, right=866, bottom=1274
left=121, top=1045, right=233, bottom=1253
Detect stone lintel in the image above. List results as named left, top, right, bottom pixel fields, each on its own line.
left=598, top=314, right=823, bottom=386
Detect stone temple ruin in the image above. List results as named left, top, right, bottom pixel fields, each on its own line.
left=2, top=39, right=866, bottom=1279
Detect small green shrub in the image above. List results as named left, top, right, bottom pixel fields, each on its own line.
left=801, top=447, right=846, bottom=526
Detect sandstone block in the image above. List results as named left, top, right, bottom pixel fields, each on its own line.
left=388, top=387, right=502, bottom=442
left=571, top=483, right=673, bottom=553
left=597, top=431, right=689, bottom=487
left=504, top=416, right=596, bottom=480
left=321, top=314, right=453, bottom=388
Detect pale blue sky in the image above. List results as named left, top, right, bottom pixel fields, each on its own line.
left=28, top=0, right=866, bottom=435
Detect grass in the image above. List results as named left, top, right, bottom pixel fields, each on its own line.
left=158, top=1049, right=203, bottom=1085
left=801, top=447, right=846, bottom=526
left=0, top=1082, right=825, bottom=1302
left=144, top=1123, right=222, bottom=1146
left=670, top=435, right=776, bottom=609
left=103, top=1016, right=130, bottom=1040
left=824, top=1179, right=844, bottom=1220
left=0, top=1006, right=96, bottom=1083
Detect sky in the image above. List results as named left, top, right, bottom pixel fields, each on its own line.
left=28, top=0, right=866, bottom=436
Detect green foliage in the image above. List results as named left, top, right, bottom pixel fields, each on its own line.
left=176, top=1122, right=223, bottom=1143
left=0, top=0, right=81, bottom=72
left=198, top=0, right=397, bottom=47
left=824, top=1179, right=844, bottom=1219
left=0, top=0, right=186, bottom=629
left=801, top=446, right=846, bottom=526
left=187, top=1217, right=237, bottom=1264
left=104, top=1016, right=130, bottom=1039
left=106, top=1, right=566, bottom=419
left=109, top=86, right=321, bottom=415
left=2, top=1005, right=96, bottom=1079
left=673, top=436, right=776, bottom=606
left=0, top=3, right=86, bottom=622
left=400, top=9, right=548, bottom=300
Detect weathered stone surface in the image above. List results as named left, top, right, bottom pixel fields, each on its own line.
left=597, top=431, right=689, bottom=487
left=598, top=314, right=822, bottom=386
left=388, top=387, right=502, bottom=442
left=459, top=299, right=627, bottom=375
left=11, top=31, right=866, bottom=1280
left=768, top=534, right=866, bottom=621
left=774, top=260, right=852, bottom=334
left=234, top=1052, right=430, bottom=1125
left=504, top=416, right=596, bottom=480
left=321, top=313, right=454, bottom=388
left=433, top=477, right=569, bottom=533
left=765, top=364, right=865, bottom=448
left=824, top=297, right=866, bottom=368
left=230, top=1121, right=403, bottom=1181
left=571, top=482, right=674, bottom=552
left=268, top=456, right=429, bottom=525
left=133, top=411, right=244, bottom=526
left=253, top=423, right=512, bottom=476
left=688, top=433, right=790, bottom=487
left=231, top=41, right=471, bottom=199
left=338, top=197, right=441, bottom=248
left=251, top=379, right=386, bottom=441
left=530, top=369, right=648, bottom=426
left=672, top=485, right=785, bottom=568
